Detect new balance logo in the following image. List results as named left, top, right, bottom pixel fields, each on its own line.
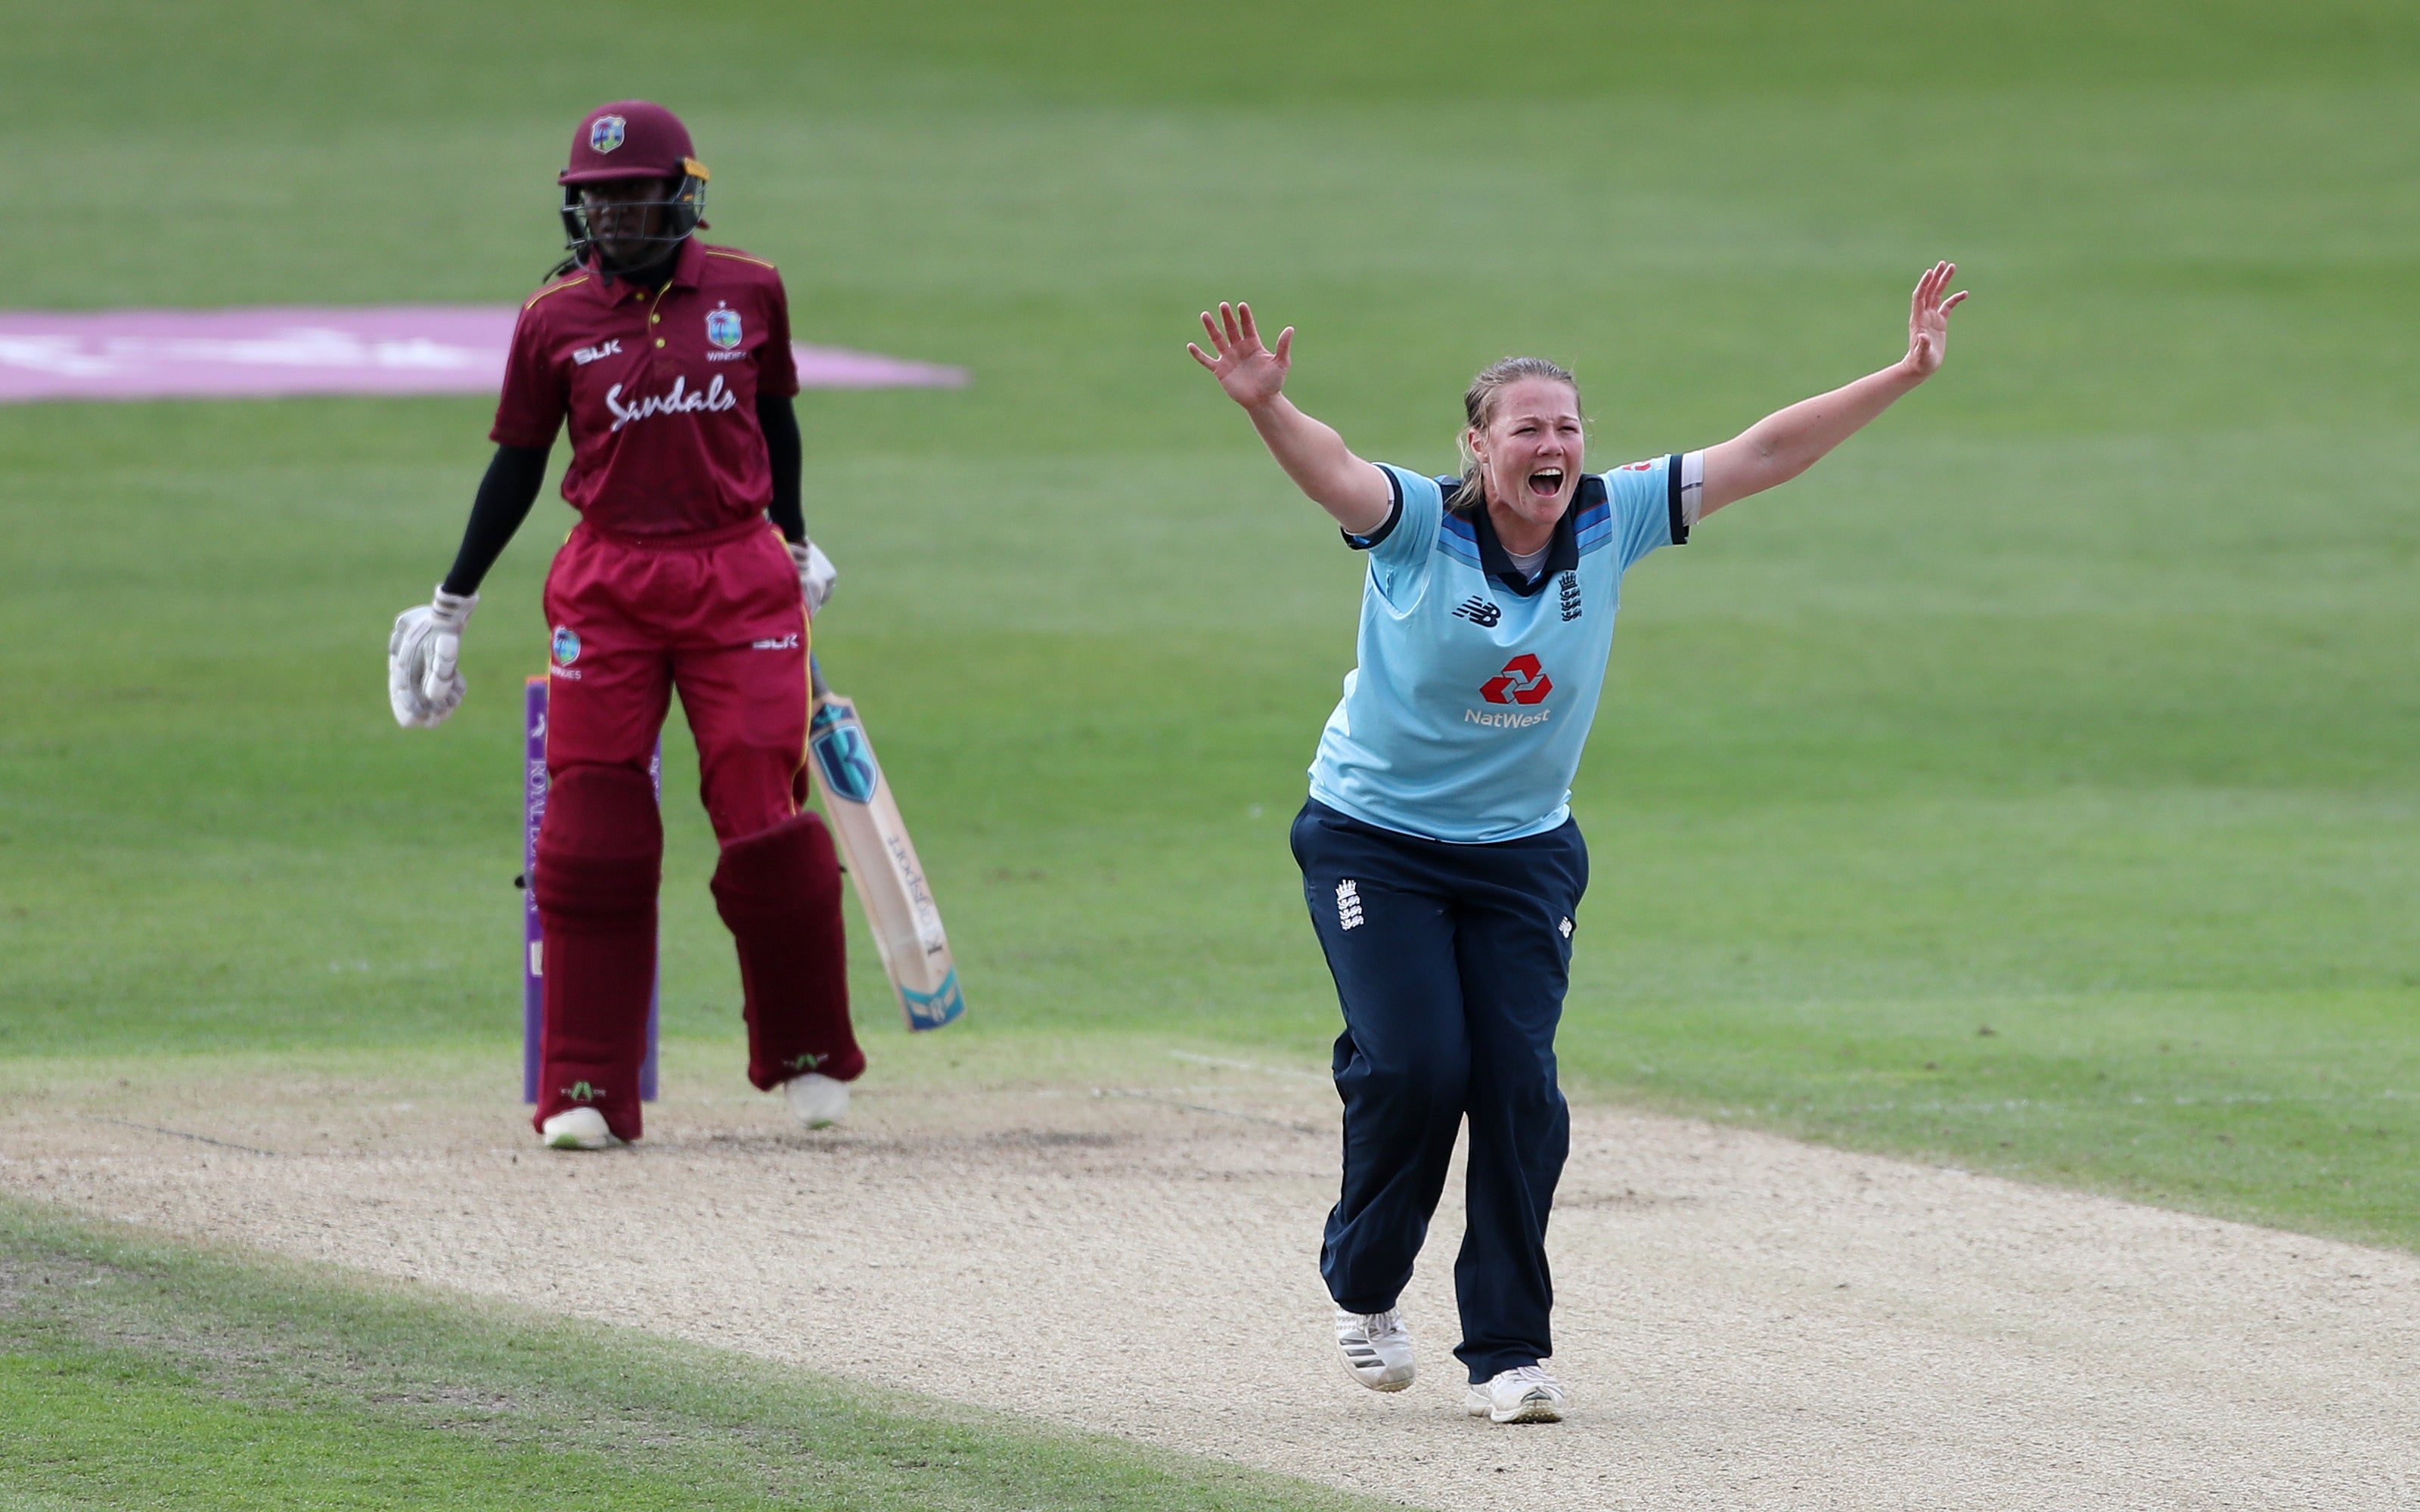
left=1336, top=879, right=1365, bottom=931
left=1559, top=916, right=1574, bottom=939
left=1453, top=596, right=1503, bottom=628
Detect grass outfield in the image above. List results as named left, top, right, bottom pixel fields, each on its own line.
left=3, top=0, right=2417, bottom=1279
left=0, top=1200, right=1377, bottom=1511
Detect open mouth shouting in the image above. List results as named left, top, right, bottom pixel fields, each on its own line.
left=1473, top=373, right=1587, bottom=524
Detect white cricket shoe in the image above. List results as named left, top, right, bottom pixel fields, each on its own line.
left=540, top=1107, right=613, bottom=1151
left=1465, top=1365, right=1567, bottom=1424
left=784, top=1071, right=849, bottom=1129
left=1334, top=1306, right=1416, bottom=1392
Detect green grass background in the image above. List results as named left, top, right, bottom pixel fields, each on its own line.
left=4, top=0, right=2417, bottom=1258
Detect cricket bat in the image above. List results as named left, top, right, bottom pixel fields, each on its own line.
left=806, top=655, right=966, bottom=1031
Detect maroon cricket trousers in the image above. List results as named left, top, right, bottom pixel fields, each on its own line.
left=531, top=516, right=861, bottom=1139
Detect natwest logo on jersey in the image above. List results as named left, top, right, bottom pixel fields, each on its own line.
left=1479, top=653, right=1553, bottom=706
left=603, top=373, right=740, bottom=432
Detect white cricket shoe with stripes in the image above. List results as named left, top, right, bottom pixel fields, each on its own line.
left=1465, top=1365, right=1567, bottom=1424
left=784, top=1071, right=849, bottom=1129
left=1333, top=1306, right=1416, bottom=1392
left=539, top=1107, right=613, bottom=1151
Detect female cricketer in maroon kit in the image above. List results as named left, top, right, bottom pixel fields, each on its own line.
left=389, top=101, right=861, bottom=1150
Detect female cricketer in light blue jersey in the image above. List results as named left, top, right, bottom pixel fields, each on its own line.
left=1190, top=263, right=1969, bottom=1424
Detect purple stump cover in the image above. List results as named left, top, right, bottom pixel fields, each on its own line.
left=0, top=305, right=967, bottom=403
left=524, top=677, right=659, bottom=1104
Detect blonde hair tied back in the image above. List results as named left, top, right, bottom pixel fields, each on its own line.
left=1448, top=356, right=1581, bottom=516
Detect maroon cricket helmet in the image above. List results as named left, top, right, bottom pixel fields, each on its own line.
left=556, top=101, right=711, bottom=271
left=560, top=101, right=703, bottom=184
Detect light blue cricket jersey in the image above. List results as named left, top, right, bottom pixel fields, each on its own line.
left=1307, top=457, right=1699, bottom=843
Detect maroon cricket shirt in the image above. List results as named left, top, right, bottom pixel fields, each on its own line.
left=492, top=237, right=801, bottom=534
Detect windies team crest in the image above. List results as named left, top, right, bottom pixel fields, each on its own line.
left=588, top=114, right=626, bottom=153
left=705, top=307, right=743, bottom=349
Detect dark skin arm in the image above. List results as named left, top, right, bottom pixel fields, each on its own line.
left=759, top=390, right=803, bottom=543
left=440, top=442, right=551, bottom=596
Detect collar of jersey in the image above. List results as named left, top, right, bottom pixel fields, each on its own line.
left=1441, top=472, right=1602, bottom=596
left=585, top=236, right=706, bottom=302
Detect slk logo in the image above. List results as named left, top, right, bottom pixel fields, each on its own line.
left=1480, top=653, right=1552, bottom=705
left=589, top=115, right=626, bottom=153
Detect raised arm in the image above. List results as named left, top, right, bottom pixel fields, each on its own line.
left=1699, top=262, right=1969, bottom=518
left=1189, top=302, right=1393, bottom=536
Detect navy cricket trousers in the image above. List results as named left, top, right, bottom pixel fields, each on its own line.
left=1290, top=798, right=1586, bottom=1382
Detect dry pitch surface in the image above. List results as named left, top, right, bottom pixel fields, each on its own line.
left=5, top=1051, right=2415, bottom=1510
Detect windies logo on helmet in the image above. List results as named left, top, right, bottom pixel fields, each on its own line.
left=705, top=307, right=743, bottom=349
left=588, top=114, right=627, bottom=153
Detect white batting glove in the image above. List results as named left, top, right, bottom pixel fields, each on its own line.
left=387, top=586, right=478, bottom=729
left=789, top=537, right=838, bottom=618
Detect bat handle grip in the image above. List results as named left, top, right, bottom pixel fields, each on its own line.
left=808, top=652, right=831, bottom=701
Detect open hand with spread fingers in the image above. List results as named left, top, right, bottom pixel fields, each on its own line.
left=1903, top=261, right=1969, bottom=380
left=1188, top=301, right=1294, bottom=412
left=1181, top=299, right=1390, bottom=530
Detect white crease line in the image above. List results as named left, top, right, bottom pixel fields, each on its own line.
left=1095, top=1089, right=1320, bottom=1136
left=78, top=1114, right=280, bottom=1158
left=1166, top=1049, right=1329, bottom=1084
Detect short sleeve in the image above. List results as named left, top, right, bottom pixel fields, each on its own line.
left=1602, top=451, right=1703, bottom=569
left=1354, top=466, right=1444, bottom=603
left=757, top=271, right=799, bottom=399
left=489, top=303, right=568, bottom=448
